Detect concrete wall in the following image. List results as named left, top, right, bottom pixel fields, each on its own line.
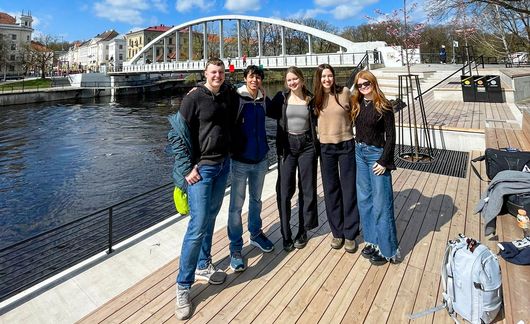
left=513, top=75, right=530, bottom=102
left=0, top=89, right=98, bottom=106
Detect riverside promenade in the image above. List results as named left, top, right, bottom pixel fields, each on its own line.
left=1, top=67, right=529, bottom=323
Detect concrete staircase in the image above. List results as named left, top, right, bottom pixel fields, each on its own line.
left=369, top=67, right=458, bottom=100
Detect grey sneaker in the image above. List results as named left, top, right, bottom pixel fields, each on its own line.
left=175, top=286, right=192, bottom=320
left=195, top=262, right=226, bottom=285
left=331, top=237, right=345, bottom=249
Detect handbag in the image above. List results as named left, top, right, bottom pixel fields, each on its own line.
left=471, top=147, right=530, bottom=182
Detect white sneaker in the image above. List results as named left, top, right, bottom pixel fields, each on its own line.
left=175, top=286, right=192, bottom=320
left=195, top=262, right=226, bottom=284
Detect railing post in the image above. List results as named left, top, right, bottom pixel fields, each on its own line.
left=107, top=207, right=114, bottom=254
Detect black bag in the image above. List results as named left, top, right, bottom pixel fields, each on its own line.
left=505, top=192, right=530, bottom=217
left=471, top=148, right=530, bottom=182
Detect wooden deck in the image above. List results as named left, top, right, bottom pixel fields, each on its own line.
left=78, top=150, right=508, bottom=324
left=402, top=92, right=519, bottom=131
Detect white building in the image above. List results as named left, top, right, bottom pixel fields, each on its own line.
left=0, top=11, right=33, bottom=79
left=107, top=34, right=126, bottom=72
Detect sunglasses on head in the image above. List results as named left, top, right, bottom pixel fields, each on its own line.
left=356, top=81, right=372, bottom=89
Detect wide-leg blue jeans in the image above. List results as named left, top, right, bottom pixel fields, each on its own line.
left=355, top=142, right=398, bottom=258
left=177, top=157, right=230, bottom=288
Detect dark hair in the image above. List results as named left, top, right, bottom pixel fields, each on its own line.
left=285, top=66, right=311, bottom=103
left=204, top=57, right=225, bottom=70
left=313, top=64, right=344, bottom=115
left=243, top=65, right=265, bottom=80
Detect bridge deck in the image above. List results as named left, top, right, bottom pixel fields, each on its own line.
left=78, top=151, right=506, bottom=324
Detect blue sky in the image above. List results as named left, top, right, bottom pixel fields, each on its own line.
left=1, top=0, right=416, bottom=42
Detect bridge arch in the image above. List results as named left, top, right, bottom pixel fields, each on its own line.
left=128, top=15, right=359, bottom=65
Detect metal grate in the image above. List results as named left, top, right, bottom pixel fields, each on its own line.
left=395, top=145, right=469, bottom=178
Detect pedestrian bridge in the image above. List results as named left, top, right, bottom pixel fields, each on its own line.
left=119, top=15, right=386, bottom=74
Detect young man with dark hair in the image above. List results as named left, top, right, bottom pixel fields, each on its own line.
left=227, top=65, right=276, bottom=271
left=168, top=58, right=236, bottom=320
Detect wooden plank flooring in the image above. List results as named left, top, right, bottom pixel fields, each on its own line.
left=78, top=152, right=507, bottom=324
left=401, top=92, right=518, bottom=131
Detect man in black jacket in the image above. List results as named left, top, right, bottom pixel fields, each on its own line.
left=172, top=58, right=235, bottom=320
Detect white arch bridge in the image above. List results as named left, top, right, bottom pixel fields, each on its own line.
left=118, top=15, right=385, bottom=74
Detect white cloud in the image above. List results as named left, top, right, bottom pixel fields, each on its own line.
left=93, top=0, right=167, bottom=24
left=331, top=4, right=362, bottom=20
left=288, top=8, right=326, bottom=20
left=175, top=0, right=214, bottom=12
left=224, top=0, right=261, bottom=12
left=311, top=0, right=379, bottom=20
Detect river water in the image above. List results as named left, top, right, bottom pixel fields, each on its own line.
left=0, top=83, right=285, bottom=249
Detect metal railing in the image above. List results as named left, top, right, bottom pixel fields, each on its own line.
left=414, top=56, right=485, bottom=101
left=345, top=52, right=369, bottom=89
left=0, top=181, right=176, bottom=303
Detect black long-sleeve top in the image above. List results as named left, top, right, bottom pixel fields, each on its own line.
left=355, top=100, right=396, bottom=170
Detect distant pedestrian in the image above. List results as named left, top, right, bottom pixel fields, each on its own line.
left=227, top=56, right=232, bottom=67
left=242, top=54, right=247, bottom=67
left=439, top=45, right=447, bottom=64
left=373, top=49, right=379, bottom=64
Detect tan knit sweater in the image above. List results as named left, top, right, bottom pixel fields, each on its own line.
left=317, top=87, right=353, bottom=144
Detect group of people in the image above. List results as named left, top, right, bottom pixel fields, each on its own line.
left=168, top=58, right=399, bottom=320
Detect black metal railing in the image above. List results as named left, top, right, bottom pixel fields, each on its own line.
left=346, top=52, right=369, bottom=89
left=0, top=182, right=176, bottom=303
left=414, top=56, right=485, bottom=101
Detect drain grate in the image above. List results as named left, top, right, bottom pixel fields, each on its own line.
left=394, top=145, right=469, bottom=178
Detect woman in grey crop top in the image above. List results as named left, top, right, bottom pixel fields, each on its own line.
left=270, top=66, right=319, bottom=252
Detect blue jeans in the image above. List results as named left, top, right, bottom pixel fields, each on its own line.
left=177, top=157, right=230, bottom=288
left=355, top=142, right=398, bottom=258
left=227, top=158, right=268, bottom=253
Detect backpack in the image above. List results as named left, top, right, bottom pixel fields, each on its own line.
left=410, top=234, right=503, bottom=323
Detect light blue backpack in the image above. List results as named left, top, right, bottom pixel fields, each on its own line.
left=411, top=234, right=503, bottom=324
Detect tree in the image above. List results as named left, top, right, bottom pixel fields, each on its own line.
left=0, top=36, right=9, bottom=80
left=26, top=35, right=57, bottom=78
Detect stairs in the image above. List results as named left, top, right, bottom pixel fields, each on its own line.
left=369, top=67, right=457, bottom=100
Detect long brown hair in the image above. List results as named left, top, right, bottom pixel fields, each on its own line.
left=350, top=70, right=391, bottom=121
left=313, top=64, right=344, bottom=116
left=285, top=66, right=311, bottom=104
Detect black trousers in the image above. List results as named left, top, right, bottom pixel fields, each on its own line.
left=320, top=139, right=360, bottom=240
left=277, top=132, right=318, bottom=242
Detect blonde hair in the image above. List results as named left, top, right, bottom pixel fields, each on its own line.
left=350, top=70, right=391, bottom=121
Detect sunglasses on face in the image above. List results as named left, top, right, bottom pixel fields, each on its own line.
left=356, top=81, right=372, bottom=89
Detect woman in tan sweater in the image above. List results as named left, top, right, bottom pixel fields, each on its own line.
left=313, top=63, right=360, bottom=253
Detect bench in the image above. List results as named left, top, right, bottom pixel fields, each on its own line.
left=484, top=109, right=530, bottom=323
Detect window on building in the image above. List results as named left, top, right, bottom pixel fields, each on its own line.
left=106, top=55, right=109, bottom=60
left=147, top=37, right=151, bottom=43
left=119, top=54, right=123, bottom=60
left=10, top=55, right=16, bottom=61
left=9, top=65, right=15, bottom=71
left=27, top=35, right=30, bottom=41
left=11, top=44, right=16, bottom=50
left=106, top=45, right=109, bottom=49
left=119, top=44, right=123, bottom=49
left=140, top=37, right=142, bottom=44
left=11, top=34, right=16, bottom=40
left=169, top=38, right=172, bottom=45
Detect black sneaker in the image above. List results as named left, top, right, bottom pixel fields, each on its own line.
left=283, top=239, right=295, bottom=252
left=361, top=244, right=376, bottom=258
left=293, top=232, right=308, bottom=249
left=369, top=251, right=388, bottom=266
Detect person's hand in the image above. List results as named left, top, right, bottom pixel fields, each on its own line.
left=372, top=162, right=386, bottom=176
left=185, top=165, right=201, bottom=185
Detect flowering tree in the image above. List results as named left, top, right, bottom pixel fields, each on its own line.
left=369, top=2, right=426, bottom=75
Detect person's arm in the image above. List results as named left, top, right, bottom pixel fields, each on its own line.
left=266, top=91, right=284, bottom=120
left=376, top=108, right=396, bottom=171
